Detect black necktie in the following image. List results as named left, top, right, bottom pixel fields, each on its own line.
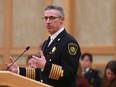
left=48, top=36, right=51, bottom=47
left=48, top=36, right=51, bottom=43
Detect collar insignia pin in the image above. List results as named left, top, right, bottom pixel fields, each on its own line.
left=57, top=38, right=60, bottom=41
left=52, top=46, right=56, bottom=53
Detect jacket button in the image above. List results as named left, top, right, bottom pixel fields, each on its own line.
left=41, top=80, right=43, bottom=82
left=49, top=59, right=51, bottom=61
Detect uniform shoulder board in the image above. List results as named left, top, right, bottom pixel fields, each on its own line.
left=68, top=42, right=78, bottom=55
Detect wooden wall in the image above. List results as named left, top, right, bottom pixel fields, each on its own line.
left=0, top=0, right=116, bottom=69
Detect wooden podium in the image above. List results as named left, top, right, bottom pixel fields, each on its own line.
left=0, top=71, right=51, bottom=87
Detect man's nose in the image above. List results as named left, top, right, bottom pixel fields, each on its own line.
left=46, top=18, right=51, bottom=23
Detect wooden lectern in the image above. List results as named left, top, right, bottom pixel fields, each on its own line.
left=0, top=71, right=51, bottom=87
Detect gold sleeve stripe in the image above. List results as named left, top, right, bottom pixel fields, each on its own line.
left=49, top=64, right=64, bottom=80
left=32, top=68, right=34, bottom=79
left=55, top=65, right=61, bottom=80
left=53, top=64, right=58, bottom=80
left=26, top=68, right=36, bottom=80
left=30, top=68, right=31, bottom=78
left=30, top=68, right=32, bottom=79
left=61, top=70, right=63, bottom=77
left=30, top=69, right=33, bottom=79
left=49, top=64, right=54, bottom=78
left=54, top=65, right=59, bottom=80
left=27, top=68, right=30, bottom=78
left=30, top=68, right=32, bottom=78
left=58, top=65, right=62, bottom=80
left=51, top=64, right=55, bottom=79
left=28, top=68, right=30, bottom=78
left=51, top=64, right=56, bottom=79
left=26, top=68, right=29, bottom=78
left=33, top=69, right=36, bottom=79
left=26, top=68, right=28, bottom=77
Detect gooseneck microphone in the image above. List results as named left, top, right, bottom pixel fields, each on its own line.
left=6, top=46, right=30, bottom=71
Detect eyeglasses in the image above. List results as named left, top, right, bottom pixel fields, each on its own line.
left=42, top=16, right=60, bottom=21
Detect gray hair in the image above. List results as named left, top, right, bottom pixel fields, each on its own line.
left=45, top=5, right=64, bottom=17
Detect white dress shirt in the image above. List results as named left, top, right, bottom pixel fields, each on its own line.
left=48, top=27, right=64, bottom=46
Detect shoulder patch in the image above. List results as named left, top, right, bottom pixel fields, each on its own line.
left=68, top=42, right=78, bottom=55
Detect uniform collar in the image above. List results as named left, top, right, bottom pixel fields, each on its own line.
left=83, top=68, right=90, bottom=73
left=43, top=29, right=67, bottom=55
left=85, top=68, right=90, bottom=72
left=50, top=27, right=64, bottom=42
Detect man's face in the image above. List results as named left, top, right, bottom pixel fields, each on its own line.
left=106, top=69, right=116, bottom=81
left=43, top=9, right=64, bottom=35
left=80, top=56, right=92, bottom=69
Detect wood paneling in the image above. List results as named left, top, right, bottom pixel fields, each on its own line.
left=0, top=48, right=4, bottom=55
left=0, top=0, right=116, bottom=68
left=114, top=0, right=116, bottom=60
left=44, top=0, right=53, bottom=5
left=3, top=0, right=12, bottom=63
left=10, top=47, right=38, bottom=55
left=62, top=0, right=71, bottom=33
left=81, top=46, right=116, bottom=54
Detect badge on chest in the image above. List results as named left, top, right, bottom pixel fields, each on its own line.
left=52, top=46, right=56, bottom=53
left=49, top=46, right=57, bottom=54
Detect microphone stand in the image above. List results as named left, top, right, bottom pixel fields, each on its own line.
left=6, top=46, right=30, bottom=71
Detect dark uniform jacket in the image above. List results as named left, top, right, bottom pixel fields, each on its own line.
left=84, top=68, right=101, bottom=87
left=19, top=29, right=81, bottom=87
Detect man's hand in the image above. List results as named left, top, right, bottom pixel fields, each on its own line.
left=6, top=56, right=18, bottom=73
left=32, top=51, right=46, bottom=69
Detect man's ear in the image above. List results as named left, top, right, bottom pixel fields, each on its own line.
left=60, top=17, right=65, bottom=24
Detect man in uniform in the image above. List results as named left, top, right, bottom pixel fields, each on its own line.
left=6, top=5, right=81, bottom=87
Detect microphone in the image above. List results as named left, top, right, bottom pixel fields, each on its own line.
left=6, top=46, right=30, bottom=71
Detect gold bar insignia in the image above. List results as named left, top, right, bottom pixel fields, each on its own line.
left=49, top=64, right=64, bottom=80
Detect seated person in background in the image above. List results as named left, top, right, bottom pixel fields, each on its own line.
left=26, top=55, right=37, bottom=68
left=76, top=64, right=90, bottom=87
left=100, top=60, right=116, bottom=87
left=80, top=53, right=101, bottom=87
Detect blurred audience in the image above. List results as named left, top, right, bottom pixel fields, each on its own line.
left=80, top=53, right=101, bottom=87
left=100, top=60, right=116, bottom=87
left=76, top=64, right=90, bottom=87
left=26, top=55, right=37, bottom=68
